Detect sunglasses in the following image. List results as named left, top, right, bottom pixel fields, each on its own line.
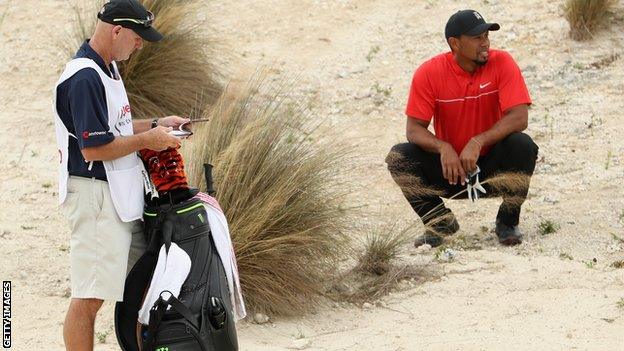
left=112, top=10, right=154, bottom=28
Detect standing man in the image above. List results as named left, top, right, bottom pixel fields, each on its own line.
left=386, top=10, right=538, bottom=248
left=54, top=1, right=187, bottom=349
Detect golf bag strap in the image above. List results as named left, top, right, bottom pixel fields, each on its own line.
left=167, top=295, right=199, bottom=330
left=144, top=295, right=200, bottom=349
left=162, top=218, right=173, bottom=253
left=144, top=298, right=167, bottom=350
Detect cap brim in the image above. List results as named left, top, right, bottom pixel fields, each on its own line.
left=135, top=26, right=164, bottom=42
left=465, top=22, right=500, bottom=36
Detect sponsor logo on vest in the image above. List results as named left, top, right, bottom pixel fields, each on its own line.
left=116, top=104, right=133, bottom=132
left=120, top=104, right=131, bottom=118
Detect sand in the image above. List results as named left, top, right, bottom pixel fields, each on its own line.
left=0, top=0, right=623, bottom=350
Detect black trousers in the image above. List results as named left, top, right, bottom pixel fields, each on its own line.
left=386, top=132, right=539, bottom=227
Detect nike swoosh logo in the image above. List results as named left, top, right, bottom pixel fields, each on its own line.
left=479, top=82, right=491, bottom=89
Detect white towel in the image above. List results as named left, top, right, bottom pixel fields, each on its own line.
left=194, top=193, right=246, bottom=321
left=203, top=202, right=247, bottom=321
left=138, top=243, right=192, bottom=325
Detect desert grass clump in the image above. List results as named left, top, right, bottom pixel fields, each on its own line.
left=386, top=168, right=532, bottom=232
left=611, top=260, right=624, bottom=269
left=351, top=264, right=424, bottom=302
left=538, top=220, right=560, bottom=235
left=185, top=81, right=350, bottom=315
left=356, top=224, right=412, bottom=276
left=64, top=0, right=224, bottom=118
left=564, top=0, right=616, bottom=41
left=326, top=223, right=428, bottom=303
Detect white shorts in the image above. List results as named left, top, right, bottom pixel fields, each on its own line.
left=62, top=176, right=147, bottom=301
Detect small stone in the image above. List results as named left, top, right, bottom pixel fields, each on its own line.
left=362, top=302, right=373, bottom=310
left=337, top=71, right=349, bottom=79
left=415, top=243, right=432, bottom=253
left=441, top=248, right=456, bottom=262
left=253, top=313, right=270, bottom=324
left=355, top=90, right=371, bottom=100
left=289, top=338, right=311, bottom=350
left=363, top=106, right=376, bottom=115
left=542, top=196, right=559, bottom=204
left=62, top=287, right=71, bottom=298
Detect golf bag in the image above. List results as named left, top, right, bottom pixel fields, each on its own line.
left=115, top=160, right=239, bottom=351
left=115, top=166, right=239, bottom=350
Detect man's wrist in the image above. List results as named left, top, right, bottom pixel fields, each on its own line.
left=470, top=137, right=483, bottom=148
left=436, top=141, right=450, bottom=153
left=134, top=132, right=148, bottom=150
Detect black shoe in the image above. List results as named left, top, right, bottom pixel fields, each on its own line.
left=414, top=214, right=460, bottom=248
left=495, top=220, right=523, bottom=246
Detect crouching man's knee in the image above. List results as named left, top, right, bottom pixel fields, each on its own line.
left=386, top=143, right=412, bottom=174
left=501, top=132, right=539, bottom=162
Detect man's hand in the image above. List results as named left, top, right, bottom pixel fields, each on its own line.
left=157, top=116, right=190, bottom=129
left=142, top=126, right=181, bottom=151
left=439, top=143, right=466, bottom=186
left=459, top=138, right=481, bottom=174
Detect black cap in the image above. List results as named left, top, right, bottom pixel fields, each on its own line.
left=445, top=10, right=500, bottom=39
left=97, top=0, right=163, bottom=42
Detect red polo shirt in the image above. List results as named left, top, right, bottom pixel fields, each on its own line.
left=405, top=49, right=531, bottom=155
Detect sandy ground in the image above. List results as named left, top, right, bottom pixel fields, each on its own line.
left=1, top=0, right=624, bottom=350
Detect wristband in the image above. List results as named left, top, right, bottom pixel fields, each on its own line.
left=151, top=118, right=159, bottom=129
left=471, top=137, right=482, bottom=148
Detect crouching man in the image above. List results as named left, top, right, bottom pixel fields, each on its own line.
left=386, top=10, right=538, bottom=247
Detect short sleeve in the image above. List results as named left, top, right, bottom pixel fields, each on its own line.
left=405, top=63, right=436, bottom=121
left=497, top=51, right=532, bottom=112
left=68, top=69, right=115, bottom=149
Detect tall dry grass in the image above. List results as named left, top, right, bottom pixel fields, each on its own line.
left=564, top=0, right=616, bottom=41
left=327, top=222, right=427, bottom=303
left=355, top=223, right=412, bottom=276
left=386, top=149, right=532, bottom=236
left=63, top=0, right=224, bottom=118
left=184, top=80, right=352, bottom=315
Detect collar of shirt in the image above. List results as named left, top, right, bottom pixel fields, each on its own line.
left=75, top=40, right=114, bottom=79
left=445, top=51, right=482, bottom=79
